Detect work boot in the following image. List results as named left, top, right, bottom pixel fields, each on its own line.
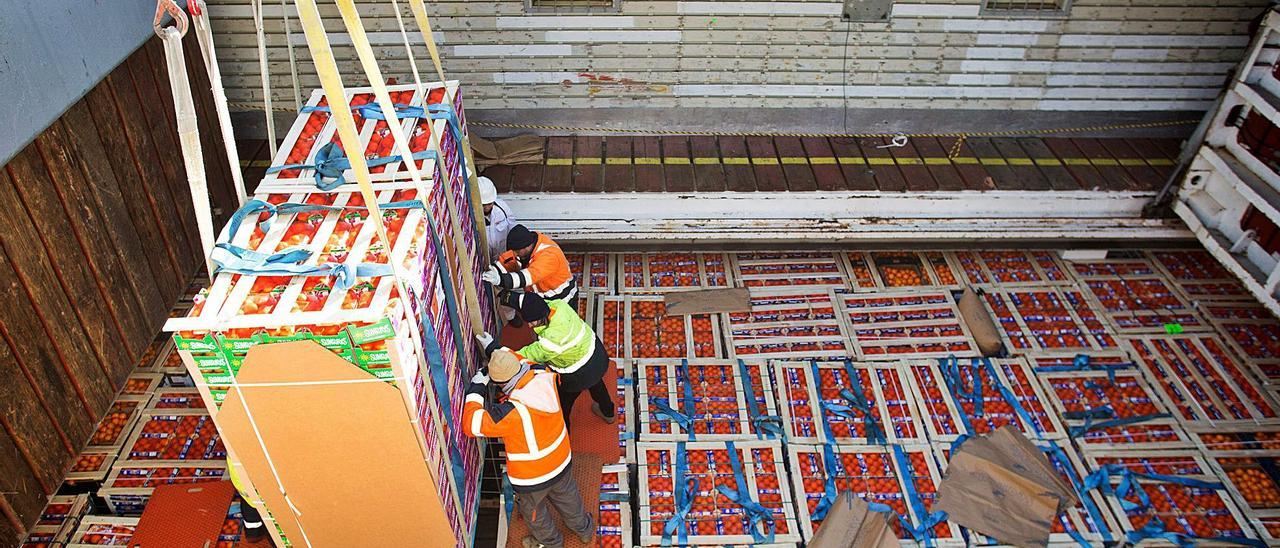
left=520, top=536, right=546, bottom=548
left=592, top=402, right=616, bottom=424
left=576, top=513, right=596, bottom=544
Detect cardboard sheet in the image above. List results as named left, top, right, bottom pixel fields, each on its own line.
left=958, top=288, right=1003, bottom=357
left=936, top=427, right=1076, bottom=547
left=808, top=491, right=897, bottom=548
left=663, top=288, right=751, bottom=316
left=217, top=341, right=452, bottom=546
left=473, top=135, right=545, bottom=170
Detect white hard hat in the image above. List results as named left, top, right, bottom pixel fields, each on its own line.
left=478, top=176, right=497, bottom=204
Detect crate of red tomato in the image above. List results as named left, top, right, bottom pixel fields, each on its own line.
left=845, top=251, right=961, bottom=290
left=635, top=359, right=779, bottom=442
left=905, top=356, right=1065, bottom=442
left=598, top=295, right=723, bottom=360
left=771, top=360, right=927, bottom=445
left=620, top=252, right=733, bottom=293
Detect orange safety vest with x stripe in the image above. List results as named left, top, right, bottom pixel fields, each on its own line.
left=498, top=232, right=576, bottom=302
left=462, top=367, right=571, bottom=489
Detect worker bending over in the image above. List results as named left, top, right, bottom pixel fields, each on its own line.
left=481, top=225, right=579, bottom=324
left=464, top=350, right=593, bottom=548
left=478, top=176, right=516, bottom=260
left=477, top=293, right=616, bottom=426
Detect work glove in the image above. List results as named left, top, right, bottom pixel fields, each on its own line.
left=480, top=264, right=501, bottom=286
left=471, top=370, right=490, bottom=385
left=475, top=332, right=495, bottom=354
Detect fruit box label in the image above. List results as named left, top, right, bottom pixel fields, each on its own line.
left=253, top=332, right=311, bottom=345
left=175, top=333, right=218, bottom=353
left=311, top=333, right=353, bottom=350
left=193, top=355, right=229, bottom=369
left=218, top=337, right=256, bottom=355
left=349, top=318, right=395, bottom=345
left=355, top=348, right=392, bottom=366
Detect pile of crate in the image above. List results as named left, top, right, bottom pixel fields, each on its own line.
left=527, top=249, right=1280, bottom=547
left=162, top=82, right=492, bottom=548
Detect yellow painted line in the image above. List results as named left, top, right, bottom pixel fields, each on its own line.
left=867, top=157, right=895, bottom=165
left=1063, top=158, right=1093, bottom=166
left=751, top=157, right=779, bottom=165
left=576, top=157, right=602, bottom=165
left=951, top=157, right=979, bottom=165
left=634, top=157, right=662, bottom=165
left=1006, top=158, right=1035, bottom=166
left=663, top=157, right=691, bottom=165
left=780, top=157, right=809, bottom=165
left=809, top=157, right=837, bottom=165
left=838, top=157, right=866, bottom=165
left=1146, top=158, right=1175, bottom=166
left=924, top=157, right=952, bottom=165
left=1034, top=158, right=1063, bottom=166
left=979, top=158, right=1008, bottom=166
left=693, top=157, right=720, bottom=165
left=605, top=157, right=632, bottom=165
left=723, top=157, right=750, bottom=165
left=1118, top=159, right=1148, bottom=166
left=894, top=157, right=922, bottom=165
left=546, top=158, right=573, bottom=166
left=1090, top=158, right=1120, bottom=166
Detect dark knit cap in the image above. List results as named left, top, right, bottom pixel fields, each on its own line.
left=506, top=224, right=537, bottom=251
left=519, top=293, right=551, bottom=322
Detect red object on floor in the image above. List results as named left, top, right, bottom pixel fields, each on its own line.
left=129, top=481, right=235, bottom=548
left=569, top=363, right=622, bottom=463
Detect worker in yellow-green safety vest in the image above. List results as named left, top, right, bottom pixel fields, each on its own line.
left=228, top=459, right=273, bottom=546
left=477, top=293, right=615, bottom=427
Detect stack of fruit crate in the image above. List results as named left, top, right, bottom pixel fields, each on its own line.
left=164, top=82, right=490, bottom=547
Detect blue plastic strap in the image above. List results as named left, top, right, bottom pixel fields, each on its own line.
left=892, top=445, right=947, bottom=548
left=1033, top=354, right=1136, bottom=385
left=211, top=251, right=391, bottom=291
left=937, top=355, right=980, bottom=433
left=716, top=441, right=776, bottom=544
left=679, top=359, right=697, bottom=441
left=1082, top=464, right=1227, bottom=512
left=841, top=359, right=886, bottom=445
left=1068, top=412, right=1170, bottom=439
left=809, top=443, right=844, bottom=522
left=265, top=142, right=439, bottom=190
left=737, top=360, right=783, bottom=440
left=809, top=361, right=841, bottom=443
left=501, top=469, right=514, bottom=520
left=1126, top=516, right=1266, bottom=548
left=661, top=442, right=695, bottom=547
left=648, top=397, right=694, bottom=431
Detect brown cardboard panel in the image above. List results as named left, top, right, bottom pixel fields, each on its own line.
left=217, top=341, right=452, bottom=546
left=958, top=288, right=1003, bottom=357
left=664, top=288, right=751, bottom=316
left=808, top=491, right=897, bottom=548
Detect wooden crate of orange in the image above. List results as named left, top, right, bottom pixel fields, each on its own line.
left=730, top=251, right=850, bottom=290
left=771, top=361, right=927, bottom=445
left=565, top=251, right=616, bottom=293
left=904, top=356, right=1066, bottom=442
left=613, top=358, right=637, bottom=464
left=635, top=359, right=780, bottom=442
left=636, top=440, right=800, bottom=546
left=953, top=249, right=1074, bottom=287
left=99, top=461, right=228, bottom=515
left=979, top=285, right=1121, bottom=355
left=1082, top=450, right=1261, bottom=545
left=620, top=252, right=733, bottom=293
left=1149, top=249, right=1256, bottom=304
left=1032, top=354, right=1193, bottom=450
left=786, top=444, right=961, bottom=545
left=144, top=387, right=207, bottom=411
left=599, top=464, right=633, bottom=548
left=598, top=295, right=724, bottom=360
left=1066, top=254, right=1209, bottom=334
left=845, top=251, right=961, bottom=290
left=1126, top=334, right=1279, bottom=427
left=82, top=394, right=151, bottom=453
left=64, top=451, right=117, bottom=485
left=1201, top=302, right=1280, bottom=384
left=837, top=290, right=978, bottom=360
left=66, top=516, right=138, bottom=547
left=722, top=287, right=852, bottom=360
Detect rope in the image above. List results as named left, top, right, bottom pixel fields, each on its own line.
left=251, top=0, right=277, bottom=157
left=158, top=26, right=216, bottom=277
left=190, top=0, right=248, bottom=206
left=280, top=0, right=302, bottom=111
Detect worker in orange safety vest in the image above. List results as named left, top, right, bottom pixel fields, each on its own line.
left=481, top=225, right=579, bottom=325
left=463, top=349, right=594, bottom=548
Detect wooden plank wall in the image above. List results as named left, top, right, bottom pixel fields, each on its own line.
left=0, top=31, right=236, bottom=545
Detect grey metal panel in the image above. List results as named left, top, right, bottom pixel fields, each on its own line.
left=0, top=1, right=165, bottom=165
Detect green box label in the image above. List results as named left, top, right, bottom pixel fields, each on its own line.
left=254, top=332, right=311, bottom=345
left=175, top=333, right=218, bottom=353
left=348, top=317, right=395, bottom=345
left=372, top=368, right=396, bottom=381
left=218, top=337, right=256, bottom=355
left=356, top=349, right=392, bottom=366
left=194, top=355, right=229, bottom=369
left=312, top=332, right=353, bottom=350
left=205, top=372, right=234, bottom=385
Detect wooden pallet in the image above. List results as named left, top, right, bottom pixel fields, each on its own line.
left=598, top=295, right=725, bottom=360
left=979, top=285, right=1121, bottom=355
left=904, top=356, right=1065, bottom=441
left=619, top=252, right=733, bottom=293
left=1035, top=360, right=1193, bottom=450
left=845, top=251, right=962, bottom=291
left=771, top=361, right=926, bottom=445
left=730, top=252, right=850, bottom=290
left=723, top=288, right=851, bottom=360
left=837, top=290, right=978, bottom=361
left=636, top=440, right=800, bottom=546
left=635, top=359, right=780, bottom=442
left=953, top=250, right=1073, bottom=287
left=787, top=444, right=960, bottom=545
left=1125, top=334, right=1279, bottom=426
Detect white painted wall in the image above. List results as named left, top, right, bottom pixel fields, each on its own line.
left=204, top=0, right=1267, bottom=112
